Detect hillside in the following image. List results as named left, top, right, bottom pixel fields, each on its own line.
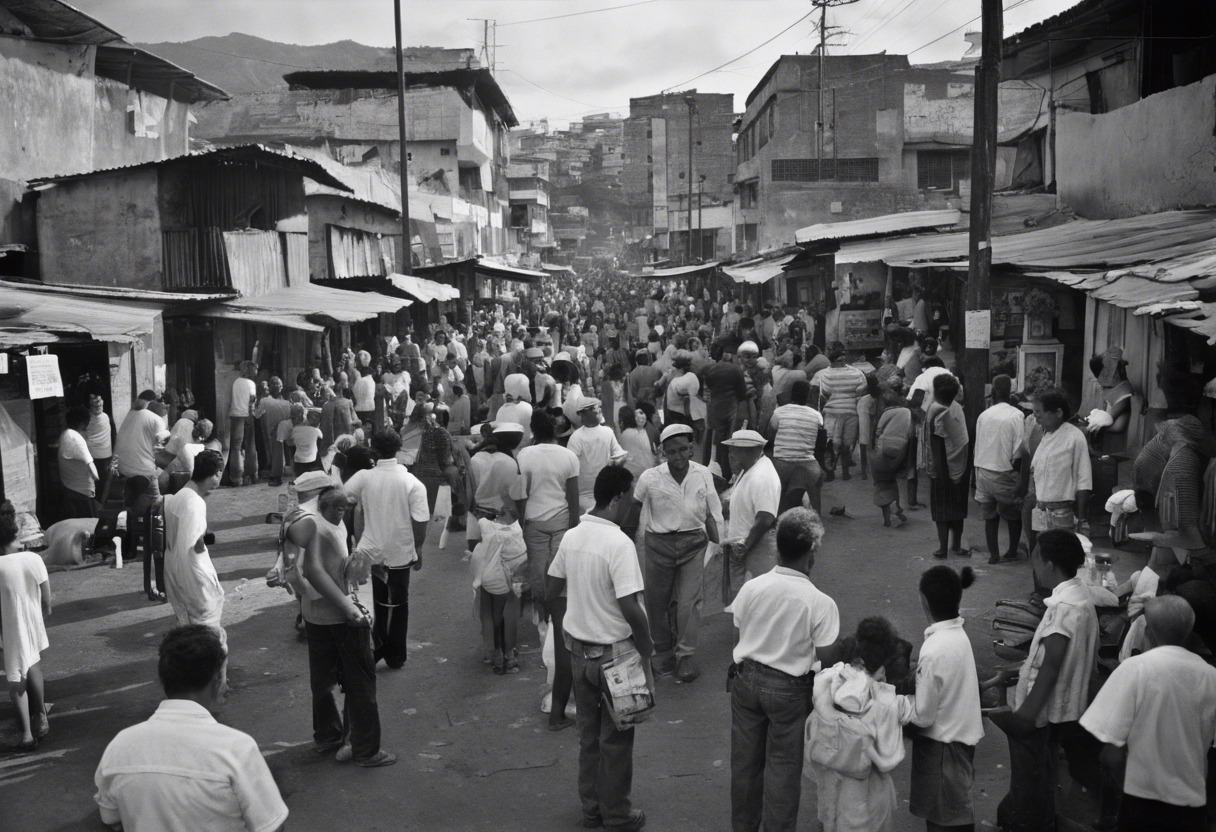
left=133, top=33, right=475, bottom=94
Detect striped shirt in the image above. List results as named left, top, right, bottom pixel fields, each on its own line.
left=811, top=365, right=868, bottom=418
left=769, top=404, right=823, bottom=461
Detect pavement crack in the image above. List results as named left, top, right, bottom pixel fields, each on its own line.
left=476, top=758, right=559, bottom=777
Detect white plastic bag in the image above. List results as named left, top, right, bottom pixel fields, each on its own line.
left=434, top=484, right=453, bottom=549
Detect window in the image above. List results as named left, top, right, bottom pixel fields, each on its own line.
left=917, top=150, right=969, bottom=192
left=739, top=180, right=759, bottom=209
left=758, top=110, right=769, bottom=149
left=440, top=147, right=451, bottom=156
left=767, top=105, right=775, bottom=141
left=770, top=158, right=879, bottom=183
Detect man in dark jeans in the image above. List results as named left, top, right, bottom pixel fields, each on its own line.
left=547, top=466, right=654, bottom=832
left=729, top=508, right=840, bottom=832
left=702, top=340, right=749, bottom=481
left=300, top=488, right=396, bottom=767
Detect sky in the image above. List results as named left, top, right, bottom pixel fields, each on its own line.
left=78, top=0, right=1081, bottom=125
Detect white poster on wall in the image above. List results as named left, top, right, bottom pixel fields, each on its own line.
left=965, top=310, right=991, bottom=350
left=25, top=353, right=63, bottom=399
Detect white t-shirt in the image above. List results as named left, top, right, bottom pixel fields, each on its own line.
left=665, top=372, right=700, bottom=415
left=634, top=461, right=721, bottom=534
left=511, top=443, right=580, bottom=523
left=290, top=425, right=322, bottom=463
left=974, top=402, right=1025, bottom=473
left=567, top=424, right=627, bottom=511
left=86, top=411, right=112, bottom=459
left=908, top=366, right=951, bottom=411
left=229, top=377, right=256, bottom=418
left=114, top=408, right=166, bottom=479
left=1080, top=644, right=1216, bottom=807
left=58, top=428, right=95, bottom=497
left=732, top=565, right=839, bottom=677
left=908, top=617, right=985, bottom=745
left=469, top=450, right=519, bottom=513
left=353, top=375, right=376, bottom=412
left=728, top=455, right=782, bottom=541
left=548, top=514, right=645, bottom=644
left=163, top=488, right=223, bottom=632
left=345, top=459, right=431, bottom=568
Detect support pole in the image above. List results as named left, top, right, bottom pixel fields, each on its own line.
left=685, top=94, right=696, bottom=263
left=963, top=0, right=1002, bottom=438
left=395, top=0, right=413, bottom=275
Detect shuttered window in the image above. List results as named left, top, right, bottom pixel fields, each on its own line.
left=771, top=158, right=879, bottom=182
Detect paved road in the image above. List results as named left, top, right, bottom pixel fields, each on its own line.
left=2, top=474, right=1137, bottom=831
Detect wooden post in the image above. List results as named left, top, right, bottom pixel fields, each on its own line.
left=394, top=0, right=413, bottom=275
left=963, top=0, right=1002, bottom=440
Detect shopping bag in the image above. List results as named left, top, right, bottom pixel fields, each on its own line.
left=434, top=484, right=453, bottom=549
left=601, top=648, right=654, bottom=730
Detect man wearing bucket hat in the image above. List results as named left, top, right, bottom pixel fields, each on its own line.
left=632, top=423, right=721, bottom=683
left=721, top=429, right=782, bottom=603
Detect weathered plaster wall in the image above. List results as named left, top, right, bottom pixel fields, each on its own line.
left=36, top=170, right=162, bottom=289
left=306, top=194, right=402, bottom=281
left=1057, top=73, right=1216, bottom=219
left=92, top=76, right=190, bottom=169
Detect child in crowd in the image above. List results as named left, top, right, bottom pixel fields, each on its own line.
left=470, top=493, right=527, bottom=675
left=276, top=405, right=300, bottom=478
left=0, top=500, right=52, bottom=751
left=907, top=565, right=984, bottom=832
left=290, top=408, right=324, bottom=474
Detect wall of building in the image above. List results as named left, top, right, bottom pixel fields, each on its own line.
left=36, top=169, right=163, bottom=289
left=306, top=194, right=402, bottom=281
left=1057, top=73, right=1216, bottom=219
left=623, top=92, right=735, bottom=211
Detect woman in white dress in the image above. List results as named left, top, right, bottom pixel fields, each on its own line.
left=0, top=500, right=51, bottom=750
left=163, top=450, right=227, bottom=649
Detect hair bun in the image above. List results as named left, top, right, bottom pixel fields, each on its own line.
left=959, top=566, right=975, bottom=589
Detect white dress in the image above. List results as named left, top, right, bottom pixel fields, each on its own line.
left=0, top=551, right=49, bottom=682
left=164, top=489, right=225, bottom=645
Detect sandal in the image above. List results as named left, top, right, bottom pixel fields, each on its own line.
left=504, top=657, right=520, bottom=674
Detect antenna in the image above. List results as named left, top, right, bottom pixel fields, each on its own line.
left=468, top=18, right=498, bottom=70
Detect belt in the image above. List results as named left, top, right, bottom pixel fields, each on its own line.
left=648, top=528, right=706, bottom=536
left=567, top=634, right=632, bottom=660
left=735, top=657, right=814, bottom=681
left=1036, top=500, right=1074, bottom=510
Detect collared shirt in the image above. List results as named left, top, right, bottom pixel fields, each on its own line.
left=548, top=514, right=645, bottom=644
left=114, top=408, right=166, bottom=478
left=1010, top=576, right=1099, bottom=726
left=94, top=699, right=288, bottom=832
left=567, top=424, right=627, bottom=511
left=1080, top=645, right=1216, bottom=807
left=728, top=455, right=781, bottom=541
left=634, top=461, right=722, bottom=534
left=769, top=403, right=823, bottom=461
left=1031, top=423, right=1093, bottom=503
left=909, top=618, right=984, bottom=745
left=511, top=442, right=580, bottom=523
left=732, top=566, right=839, bottom=677
left=344, top=459, right=430, bottom=567
left=974, top=401, right=1025, bottom=473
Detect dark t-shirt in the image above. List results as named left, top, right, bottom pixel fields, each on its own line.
left=703, top=361, right=748, bottom=430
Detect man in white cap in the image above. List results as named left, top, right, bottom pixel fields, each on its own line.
left=567, top=397, right=628, bottom=512
left=496, top=373, right=534, bottom=447
left=721, top=429, right=781, bottom=602
left=633, top=422, right=721, bottom=683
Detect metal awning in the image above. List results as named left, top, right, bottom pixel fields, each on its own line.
left=629, top=262, right=719, bottom=279
left=723, top=254, right=797, bottom=285
left=388, top=273, right=460, bottom=304
left=183, top=284, right=411, bottom=330
left=0, top=285, right=163, bottom=345
left=191, top=308, right=325, bottom=333
left=540, top=263, right=574, bottom=274
left=0, top=0, right=123, bottom=44
left=474, top=258, right=546, bottom=284
left=796, top=209, right=961, bottom=244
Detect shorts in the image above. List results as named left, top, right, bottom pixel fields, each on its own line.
left=824, top=412, right=859, bottom=451
left=909, top=736, right=975, bottom=826
left=975, top=468, right=1022, bottom=520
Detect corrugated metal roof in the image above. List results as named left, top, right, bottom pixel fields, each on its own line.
left=0, top=285, right=162, bottom=344
left=0, top=0, right=122, bottom=44
left=191, top=284, right=411, bottom=327
left=96, top=43, right=229, bottom=103
left=187, top=307, right=325, bottom=333
left=0, top=279, right=234, bottom=302
left=629, top=262, right=720, bottom=280
left=796, top=209, right=961, bottom=244
left=26, top=144, right=351, bottom=192
left=723, top=253, right=796, bottom=285
left=389, top=273, right=460, bottom=304
left=476, top=258, right=546, bottom=283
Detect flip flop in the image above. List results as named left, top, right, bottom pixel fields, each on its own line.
left=931, top=550, right=948, bottom=560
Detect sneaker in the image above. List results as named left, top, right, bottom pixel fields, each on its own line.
left=617, top=810, right=646, bottom=831
left=652, top=655, right=677, bottom=676
left=675, top=656, right=700, bottom=683
left=335, top=744, right=352, bottom=762
left=354, top=750, right=398, bottom=768
left=581, top=814, right=604, bottom=829
left=314, top=739, right=344, bottom=755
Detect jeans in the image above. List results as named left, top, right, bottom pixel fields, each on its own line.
left=261, top=417, right=284, bottom=481
left=997, top=721, right=1102, bottom=832
left=227, top=416, right=258, bottom=483
left=730, top=659, right=813, bottom=832
left=372, top=566, right=411, bottom=667
left=523, top=514, right=571, bottom=601
left=305, top=621, right=380, bottom=760
left=570, top=637, right=636, bottom=826
left=644, top=530, right=706, bottom=659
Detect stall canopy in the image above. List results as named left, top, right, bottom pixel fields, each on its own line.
left=629, top=262, right=719, bottom=280
left=796, top=209, right=961, bottom=244
left=540, top=263, right=575, bottom=274
left=723, top=253, right=797, bottom=285
left=183, top=284, right=411, bottom=331
left=0, top=285, right=164, bottom=345
left=475, top=258, right=546, bottom=284
left=389, top=273, right=461, bottom=304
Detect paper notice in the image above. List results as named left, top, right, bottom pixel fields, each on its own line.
left=25, top=353, right=63, bottom=399
left=965, top=310, right=991, bottom=350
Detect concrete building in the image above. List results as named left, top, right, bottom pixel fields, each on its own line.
left=623, top=91, right=735, bottom=260
left=192, top=58, right=519, bottom=260
left=733, top=53, right=1042, bottom=253
left=507, top=158, right=553, bottom=260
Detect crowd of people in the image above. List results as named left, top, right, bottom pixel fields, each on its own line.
left=5, top=266, right=1216, bottom=832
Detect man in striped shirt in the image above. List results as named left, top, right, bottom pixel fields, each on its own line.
left=767, top=379, right=826, bottom=514
left=810, top=342, right=868, bottom=481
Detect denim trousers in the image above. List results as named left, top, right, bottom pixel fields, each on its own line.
left=570, top=637, right=636, bottom=827
left=730, top=659, right=813, bottom=832
left=523, top=514, right=571, bottom=600
left=643, top=530, right=706, bottom=659
left=227, top=415, right=258, bottom=483
left=305, top=621, right=380, bottom=760
left=372, top=566, right=411, bottom=666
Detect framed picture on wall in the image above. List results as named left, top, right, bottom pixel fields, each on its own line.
left=1017, top=342, right=1064, bottom=392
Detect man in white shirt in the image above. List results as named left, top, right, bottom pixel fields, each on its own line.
left=95, top=625, right=288, bottom=832
left=1081, top=596, right=1216, bottom=832
left=546, top=466, right=653, bottom=832
left=164, top=450, right=226, bottom=649
left=721, top=430, right=781, bottom=602
left=974, top=375, right=1027, bottom=564
left=227, top=361, right=259, bottom=487
left=633, top=423, right=721, bottom=684
left=59, top=406, right=100, bottom=519
left=344, top=429, right=430, bottom=669
left=730, top=508, right=839, bottom=832
left=566, top=397, right=627, bottom=512
left=1029, top=388, right=1092, bottom=536
left=114, top=390, right=166, bottom=493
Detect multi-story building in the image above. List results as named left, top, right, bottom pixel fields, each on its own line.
left=507, top=158, right=552, bottom=260
left=734, top=53, right=1042, bottom=253
left=192, top=53, right=519, bottom=260
left=622, top=91, right=735, bottom=261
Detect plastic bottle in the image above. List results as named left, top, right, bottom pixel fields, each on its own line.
left=1097, top=556, right=1117, bottom=592
left=1082, top=552, right=1097, bottom=585
left=112, top=536, right=123, bottom=569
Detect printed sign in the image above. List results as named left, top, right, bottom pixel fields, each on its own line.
left=965, top=310, right=991, bottom=349
left=838, top=309, right=885, bottom=350
left=25, top=353, right=63, bottom=399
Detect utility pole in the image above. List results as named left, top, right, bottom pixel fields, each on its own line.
left=394, top=0, right=412, bottom=275
left=685, top=93, right=697, bottom=263
left=963, top=0, right=1002, bottom=437
left=813, top=0, right=860, bottom=176
left=697, top=174, right=704, bottom=261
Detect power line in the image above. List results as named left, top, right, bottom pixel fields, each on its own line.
left=908, top=0, right=1036, bottom=55
left=846, top=0, right=923, bottom=54
left=662, top=9, right=816, bottom=92
left=500, top=69, right=623, bottom=110
left=498, top=0, right=663, bottom=27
